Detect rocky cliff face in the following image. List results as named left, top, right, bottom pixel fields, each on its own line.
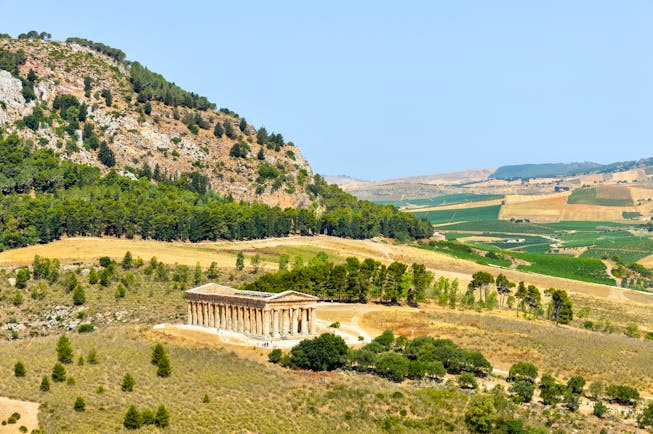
left=0, top=38, right=314, bottom=207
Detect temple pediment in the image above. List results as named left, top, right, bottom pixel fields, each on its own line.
left=266, top=290, right=319, bottom=302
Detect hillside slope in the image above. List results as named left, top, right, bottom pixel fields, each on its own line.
left=0, top=36, right=312, bottom=207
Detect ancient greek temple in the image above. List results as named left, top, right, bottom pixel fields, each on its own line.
left=185, top=283, right=318, bottom=338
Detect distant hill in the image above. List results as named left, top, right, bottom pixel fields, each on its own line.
left=489, top=162, right=603, bottom=180
left=490, top=158, right=653, bottom=180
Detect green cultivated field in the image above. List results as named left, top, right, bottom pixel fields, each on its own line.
left=376, top=193, right=502, bottom=208
left=511, top=252, right=615, bottom=285
left=414, top=205, right=501, bottom=225
left=567, top=187, right=633, bottom=207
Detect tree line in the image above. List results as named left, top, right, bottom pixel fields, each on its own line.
left=0, top=134, right=431, bottom=250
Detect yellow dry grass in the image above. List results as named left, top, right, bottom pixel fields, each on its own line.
left=608, top=169, right=645, bottom=183
left=561, top=204, right=625, bottom=221
left=595, top=184, right=632, bottom=200
left=502, top=191, right=570, bottom=204
left=631, top=187, right=653, bottom=202
left=499, top=195, right=567, bottom=223
left=1, top=236, right=652, bottom=306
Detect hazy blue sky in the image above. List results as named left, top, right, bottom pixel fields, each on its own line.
left=2, top=1, right=652, bottom=180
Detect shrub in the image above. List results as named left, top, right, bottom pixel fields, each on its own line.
left=40, top=375, right=50, bottom=391
left=51, top=363, right=66, bottom=382
left=78, top=324, right=94, bottom=333
left=593, top=401, right=608, bottom=418
left=151, top=343, right=166, bottom=365
left=508, top=362, right=538, bottom=383
left=374, top=352, right=409, bottom=382
left=638, top=402, right=653, bottom=428
left=56, top=334, right=73, bottom=363
left=156, top=354, right=172, bottom=377
left=73, top=396, right=85, bottom=411
left=606, top=384, right=639, bottom=406
left=87, top=348, right=98, bottom=364
left=123, top=405, right=142, bottom=429
left=287, top=333, right=348, bottom=371
left=458, top=372, right=478, bottom=389
left=72, top=284, right=86, bottom=305
left=510, top=380, right=535, bottom=403
left=121, top=373, right=135, bottom=392
left=155, top=405, right=170, bottom=428
left=268, top=349, right=282, bottom=364
left=625, top=322, right=641, bottom=338
left=14, top=361, right=26, bottom=377
left=464, top=394, right=496, bottom=433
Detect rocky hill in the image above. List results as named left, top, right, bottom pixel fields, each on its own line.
left=0, top=35, right=313, bottom=207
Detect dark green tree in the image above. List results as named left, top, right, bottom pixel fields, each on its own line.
left=72, top=284, right=86, bottom=305
left=239, top=118, right=247, bottom=132
left=213, top=122, right=224, bottom=138
left=14, top=361, right=26, bottom=377
left=73, top=396, right=86, bottom=411
left=508, top=362, right=537, bottom=384
left=121, top=373, right=135, bottom=392
left=123, top=405, right=142, bottom=430
left=40, top=375, right=50, bottom=391
left=236, top=251, right=245, bottom=271
left=15, top=268, right=30, bottom=289
left=151, top=343, right=166, bottom=365
left=51, top=363, right=66, bottom=382
left=374, top=352, right=409, bottom=382
left=287, top=333, right=348, bottom=371
left=98, top=142, right=115, bottom=167
left=464, top=395, right=496, bottom=433
left=156, top=353, right=172, bottom=377
left=155, top=405, right=170, bottom=428
left=56, top=334, right=73, bottom=364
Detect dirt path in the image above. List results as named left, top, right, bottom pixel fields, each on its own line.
left=0, top=397, right=39, bottom=434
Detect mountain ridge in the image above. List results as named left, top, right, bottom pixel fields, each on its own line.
left=0, top=35, right=312, bottom=207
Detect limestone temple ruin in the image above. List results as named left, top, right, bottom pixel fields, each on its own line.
left=185, top=283, right=318, bottom=339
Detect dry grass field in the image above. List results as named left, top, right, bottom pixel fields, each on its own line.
left=2, top=236, right=651, bottom=306
left=561, top=204, right=626, bottom=221
left=499, top=195, right=567, bottom=223
left=404, top=198, right=504, bottom=213
left=595, top=185, right=633, bottom=201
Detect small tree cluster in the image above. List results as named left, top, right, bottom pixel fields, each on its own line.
left=123, top=405, right=169, bottom=429
left=151, top=343, right=172, bottom=377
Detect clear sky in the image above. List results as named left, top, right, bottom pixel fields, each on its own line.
left=2, top=1, right=652, bottom=180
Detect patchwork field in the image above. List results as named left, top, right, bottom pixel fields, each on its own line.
left=499, top=194, right=567, bottom=223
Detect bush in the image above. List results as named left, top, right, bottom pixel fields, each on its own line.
left=606, top=384, right=639, bottom=406
left=14, top=361, right=26, bottom=377
left=156, top=354, right=172, bottom=377
left=121, top=373, right=135, bottom=392
left=374, top=352, right=409, bottom=382
left=78, top=324, right=94, bottom=333
left=155, top=405, right=170, bottom=428
left=268, top=348, right=282, bottom=364
left=638, top=402, right=653, bottom=428
left=51, top=363, right=66, bottom=382
left=123, top=405, right=142, bottom=430
left=510, top=380, right=535, bottom=403
left=458, top=372, right=478, bottom=389
left=593, top=401, right=608, bottom=418
left=72, top=284, right=86, bottom=305
left=73, top=396, right=85, bottom=411
left=625, top=322, right=641, bottom=338
left=508, top=362, right=538, bottom=383
left=56, top=334, right=73, bottom=363
left=151, top=343, right=166, bottom=365
left=40, top=375, right=50, bottom=392
left=287, top=333, right=348, bottom=371
left=464, top=394, right=496, bottom=433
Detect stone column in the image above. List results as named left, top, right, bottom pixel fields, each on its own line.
left=279, top=308, right=286, bottom=335
left=291, top=308, right=299, bottom=335
left=193, top=302, right=199, bottom=325
left=225, top=305, right=231, bottom=330
left=256, top=309, right=262, bottom=334
left=219, top=305, right=225, bottom=329
left=309, top=308, right=316, bottom=334
left=271, top=309, right=279, bottom=336
left=245, top=308, right=251, bottom=333
left=262, top=309, right=270, bottom=336
left=187, top=302, right=192, bottom=325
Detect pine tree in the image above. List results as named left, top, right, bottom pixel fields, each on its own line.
left=72, top=284, right=86, bottom=305
left=98, top=142, right=115, bottom=167
left=123, top=405, right=142, bottom=429
left=87, top=348, right=98, bottom=364
left=121, top=373, right=135, bottom=392
left=121, top=251, right=133, bottom=269
left=236, top=251, right=245, bottom=271
left=88, top=268, right=98, bottom=284
left=73, top=396, right=86, bottom=411
left=206, top=261, right=220, bottom=279
left=151, top=343, right=166, bottom=365
left=193, top=262, right=202, bottom=285
left=213, top=122, right=224, bottom=138
left=40, top=375, right=50, bottom=392
left=14, top=361, right=26, bottom=377
left=155, top=405, right=170, bottom=427
left=156, top=354, right=172, bottom=377
left=56, top=334, right=73, bottom=363
left=51, top=363, right=66, bottom=382
left=239, top=117, right=248, bottom=132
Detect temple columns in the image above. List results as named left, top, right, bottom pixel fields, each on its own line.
left=262, top=310, right=270, bottom=335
